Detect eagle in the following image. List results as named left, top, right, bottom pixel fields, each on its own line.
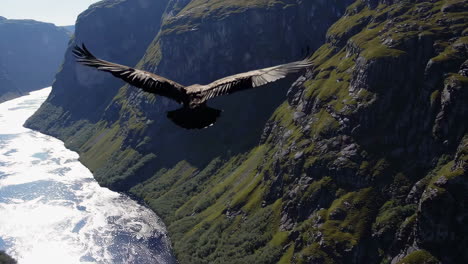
left=73, top=44, right=312, bottom=129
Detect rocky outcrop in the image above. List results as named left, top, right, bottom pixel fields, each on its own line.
left=0, top=65, right=22, bottom=103
left=26, top=0, right=467, bottom=263
left=254, top=0, right=467, bottom=262
left=61, top=25, right=75, bottom=33
left=0, top=17, right=69, bottom=102
left=0, top=251, right=16, bottom=264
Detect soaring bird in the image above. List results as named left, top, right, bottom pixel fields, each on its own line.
left=73, top=44, right=312, bottom=129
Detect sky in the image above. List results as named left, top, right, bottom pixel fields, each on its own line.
left=1, top=0, right=102, bottom=26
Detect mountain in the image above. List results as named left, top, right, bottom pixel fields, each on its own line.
left=0, top=65, right=22, bottom=103
left=0, top=17, right=69, bottom=102
left=26, top=0, right=467, bottom=263
left=0, top=251, right=15, bottom=264
left=61, top=25, right=75, bottom=34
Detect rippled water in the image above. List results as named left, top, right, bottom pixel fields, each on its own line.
left=0, top=88, right=175, bottom=264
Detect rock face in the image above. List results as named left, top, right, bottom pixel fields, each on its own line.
left=0, top=65, right=21, bottom=103
left=26, top=0, right=467, bottom=263
left=61, top=25, right=75, bottom=33
left=0, top=251, right=16, bottom=264
left=26, top=0, right=351, bottom=189
left=0, top=17, right=69, bottom=102
left=28, top=0, right=169, bottom=136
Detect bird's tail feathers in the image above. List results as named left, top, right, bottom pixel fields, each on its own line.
left=167, top=107, right=222, bottom=129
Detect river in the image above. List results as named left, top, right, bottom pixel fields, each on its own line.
left=0, top=88, right=175, bottom=264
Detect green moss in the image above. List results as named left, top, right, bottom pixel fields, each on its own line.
left=179, top=0, right=292, bottom=19
left=309, top=44, right=336, bottom=66
left=139, top=40, right=163, bottom=69
left=400, top=213, right=416, bottom=233
left=362, top=42, right=406, bottom=60
left=457, top=135, right=468, bottom=163
left=243, top=185, right=266, bottom=212
left=447, top=73, right=468, bottom=84
left=429, top=160, right=464, bottom=188
left=172, top=156, right=242, bottom=218
left=161, top=0, right=296, bottom=35
left=348, top=24, right=406, bottom=59
left=277, top=244, right=294, bottom=264
left=80, top=123, right=123, bottom=172
left=303, top=188, right=379, bottom=258
left=270, top=102, right=295, bottom=128
left=301, top=177, right=333, bottom=202
left=137, top=161, right=198, bottom=211
left=172, top=199, right=285, bottom=263
left=310, top=110, right=340, bottom=137
left=309, top=69, right=349, bottom=102
left=270, top=231, right=288, bottom=246
left=297, top=243, right=333, bottom=264
left=327, top=4, right=375, bottom=41
left=431, top=45, right=459, bottom=63
left=397, top=250, right=440, bottom=264
left=373, top=200, right=417, bottom=235
left=430, top=90, right=440, bottom=106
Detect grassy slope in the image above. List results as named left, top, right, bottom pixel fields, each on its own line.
left=130, top=0, right=467, bottom=263
left=161, top=0, right=295, bottom=34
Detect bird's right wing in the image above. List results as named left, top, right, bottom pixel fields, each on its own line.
left=190, top=59, right=312, bottom=101
left=73, top=44, right=186, bottom=103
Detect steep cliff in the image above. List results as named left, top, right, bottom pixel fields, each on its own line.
left=0, top=17, right=69, bottom=102
left=27, top=0, right=351, bottom=188
left=26, top=0, right=467, bottom=263
left=0, top=66, right=21, bottom=103
left=27, top=0, right=169, bottom=137
left=0, top=251, right=15, bottom=264
left=61, top=25, right=75, bottom=34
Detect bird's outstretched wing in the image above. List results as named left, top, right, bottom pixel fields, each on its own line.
left=73, top=44, right=186, bottom=103
left=190, top=60, right=312, bottom=101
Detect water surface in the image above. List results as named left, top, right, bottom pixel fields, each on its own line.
left=0, top=88, right=175, bottom=264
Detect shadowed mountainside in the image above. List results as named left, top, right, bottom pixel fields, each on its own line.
left=0, top=251, right=16, bottom=264
left=0, top=17, right=69, bottom=102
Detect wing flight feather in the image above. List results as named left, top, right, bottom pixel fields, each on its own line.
left=73, top=44, right=186, bottom=103
left=191, top=60, right=312, bottom=101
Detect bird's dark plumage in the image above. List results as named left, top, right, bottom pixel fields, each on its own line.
left=73, top=44, right=312, bottom=129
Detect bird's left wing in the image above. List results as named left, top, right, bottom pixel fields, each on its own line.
left=190, top=59, right=312, bottom=101
left=73, top=44, right=186, bottom=103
